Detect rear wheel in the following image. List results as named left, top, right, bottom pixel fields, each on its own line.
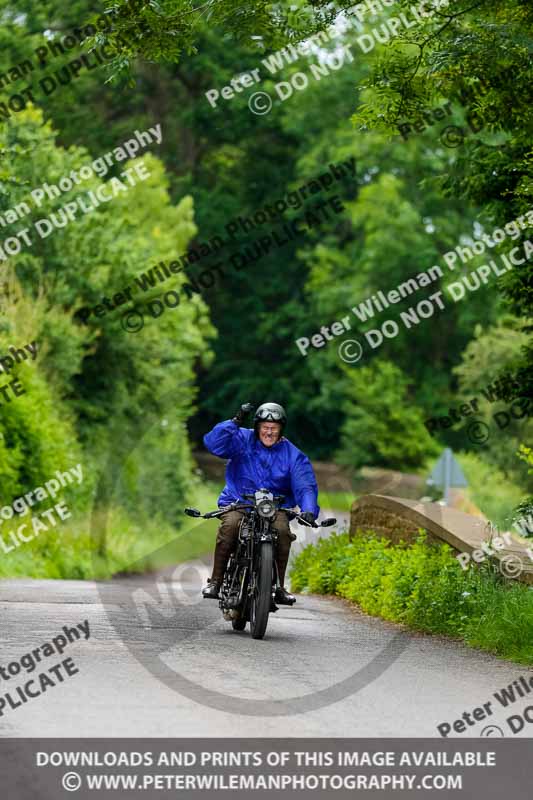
left=231, top=616, right=247, bottom=631
left=250, top=541, right=273, bottom=640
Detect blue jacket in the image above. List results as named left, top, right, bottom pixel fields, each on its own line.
left=204, top=420, right=319, bottom=517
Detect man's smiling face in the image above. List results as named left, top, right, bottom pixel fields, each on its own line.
left=258, top=421, right=282, bottom=447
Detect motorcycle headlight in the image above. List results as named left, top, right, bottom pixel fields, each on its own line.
left=257, top=499, right=275, bottom=518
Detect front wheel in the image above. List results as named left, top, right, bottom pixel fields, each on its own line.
left=250, top=541, right=273, bottom=640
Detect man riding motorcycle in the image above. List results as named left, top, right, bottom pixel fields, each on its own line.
left=201, top=402, right=319, bottom=605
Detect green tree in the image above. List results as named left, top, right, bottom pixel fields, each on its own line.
left=336, top=360, right=439, bottom=471
left=0, top=107, right=214, bottom=522
left=452, top=319, right=532, bottom=482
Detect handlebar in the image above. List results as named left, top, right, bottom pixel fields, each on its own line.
left=184, top=503, right=253, bottom=519
left=243, top=493, right=285, bottom=502
left=184, top=504, right=336, bottom=528
left=284, top=510, right=336, bottom=528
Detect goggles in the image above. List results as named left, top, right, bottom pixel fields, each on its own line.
left=256, top=408, right=284, bottom=421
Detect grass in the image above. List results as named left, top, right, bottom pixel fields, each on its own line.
left=0, top=481, right=222, bottom=581
left=455, top=452, right=526, bottom=529
left=290, top=530, right=533, bottom=664
left=320, top=491, right=357, bottom=512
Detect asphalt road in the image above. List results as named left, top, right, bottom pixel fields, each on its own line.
left=1, top=524, right=531, bottom=738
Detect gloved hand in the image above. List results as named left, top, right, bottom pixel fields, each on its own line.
left=232, top=402, right=254, bottom=426
left=299, top=511, right=316, bottom=527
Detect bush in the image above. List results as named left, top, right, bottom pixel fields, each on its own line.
left=290, top=530, right=533, bottom=664
left=335, top=361, right=440, bottom=471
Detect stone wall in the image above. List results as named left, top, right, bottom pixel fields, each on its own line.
left=194, top=451, right=425, bottom=499
left=350, top=504, right=444, bottom=548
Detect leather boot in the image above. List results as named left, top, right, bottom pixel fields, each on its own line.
left=275, top=586, right=296, bottom=605
left=276, top=556, right=296, bottom=605
left=211, top=537, right=233, bottom=584
left=202, top=579, right=221, bottom=599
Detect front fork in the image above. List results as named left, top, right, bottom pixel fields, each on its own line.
left=250, top=526, right=280, bottom=595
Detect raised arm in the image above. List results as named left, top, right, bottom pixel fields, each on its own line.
left=204, top=419, right=247, bottom=459
left=204, top=403, right=254, bottom=459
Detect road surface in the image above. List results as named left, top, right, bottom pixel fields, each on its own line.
left=0, top=556, right=530, bottom=738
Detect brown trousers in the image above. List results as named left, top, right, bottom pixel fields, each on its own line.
left=211, top=509, right=295, bottom=586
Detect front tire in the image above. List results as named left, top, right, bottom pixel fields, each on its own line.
left=250, top=541, right=273, bottom=640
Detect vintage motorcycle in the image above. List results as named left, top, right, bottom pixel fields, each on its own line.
left=184, top=489, right=336, bottom=639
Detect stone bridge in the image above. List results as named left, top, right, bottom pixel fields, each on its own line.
left=350, top=494, right=533, bottom=584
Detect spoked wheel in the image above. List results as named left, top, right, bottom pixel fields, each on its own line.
left=231, top=616, right=247, bottom=631
left=250, top=541, right=273, bottom=640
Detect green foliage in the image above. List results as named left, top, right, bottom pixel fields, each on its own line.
left=350, top=0, right=533, bottom=418
left=515, top=446, right=533, bottom=524
left=291, top=531, right=533, bottom=663
left=0, top=0, right=531, bottom=583
left=319, top=491, right=357, bottom=513
left=0, top=107, right=214, bottom=575
left=0, top=480, right=221, bottom=579
left=453, top=451, right=526, bottom=530
left=0, top=0, right=518, bottom=472
left=451, top=321, right=533, bottom=482
left=453, top=318, right=529, bottom=392
left=336, top=360, right=440, bottom=471
left=0, top=272, right=83, bottom=503
left=94, top=0, right=348, bottom=78
left=518, top=445, right=533, bottom=473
